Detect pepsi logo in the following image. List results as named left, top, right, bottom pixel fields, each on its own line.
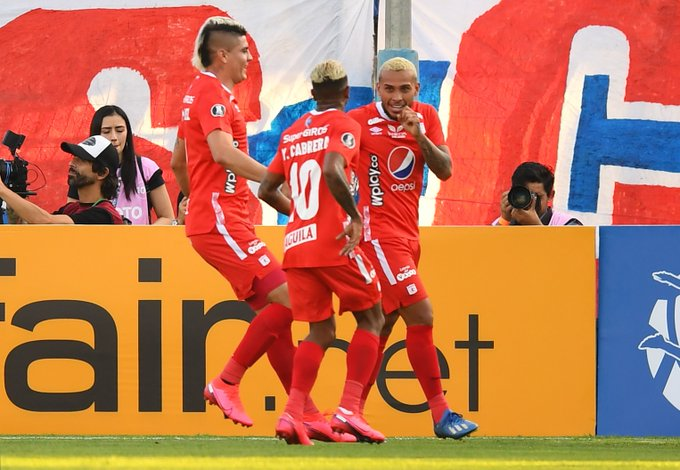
left=387, top=146, right=416, bottom=180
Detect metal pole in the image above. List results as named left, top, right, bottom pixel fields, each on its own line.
left=377, top=0, right=418, bottom=89
left=384, top=0, right=412, bottom=49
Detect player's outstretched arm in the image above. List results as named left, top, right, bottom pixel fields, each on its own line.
left=323, top=151, right=361, bottom=255
left=207, top=130, right=267, bottom=182
left=258, top=170, right=291, bottom=215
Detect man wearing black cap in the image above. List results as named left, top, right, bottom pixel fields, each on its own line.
left=0, top=135, right=123, bottom=224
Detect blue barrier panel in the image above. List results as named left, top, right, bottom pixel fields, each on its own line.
left=598, top=226, right=680, bottom=436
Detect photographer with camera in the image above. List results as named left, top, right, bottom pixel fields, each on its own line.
left=493, top=162, right=582, bottom=226
left=0, top=135, right=123, bottom=224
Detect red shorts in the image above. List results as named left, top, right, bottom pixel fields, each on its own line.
left=285, top=250, right=381, bottom=322
left=360, top=237, right=428, bottom=314
left=189, top=229, right=285, bottom=310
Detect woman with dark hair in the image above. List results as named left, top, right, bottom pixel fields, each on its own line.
left=67, top=105, right=175, bottom=225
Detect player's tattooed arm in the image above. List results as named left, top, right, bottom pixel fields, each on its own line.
left=399, top=106, right=451, bottom=181
left=417, top=138, right=451, bottom=181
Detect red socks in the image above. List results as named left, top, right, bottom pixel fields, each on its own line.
left=359, top=335, right=389, bottom=413
left=427, top=393, right=449, bottom=423
left=221, top=303, right=293, bottom=384
left=266, top=324, right=322, bottom=418
left=406, top=324, right=448, bottom=423
left=266, top=326, right=295, bottom=393
left=339, top=329, right=379, bottom=412
left=284, top=341, right=325, bottom=420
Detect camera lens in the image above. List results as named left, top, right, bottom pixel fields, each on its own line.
left=508, top=186, right=533, bottom=209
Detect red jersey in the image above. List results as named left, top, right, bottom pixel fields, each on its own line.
left=268, top=109, right=361, bottom=268
left=180, top=72, right=251, bottom=236
left=348, top=101, right=446, bottom=241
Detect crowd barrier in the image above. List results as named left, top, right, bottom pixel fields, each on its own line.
left=598, top=226, right=680, bottom=436
left=1, top=225, right=599, bottom=436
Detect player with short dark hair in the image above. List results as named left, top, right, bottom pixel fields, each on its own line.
left=348, top=57, right=478, bottom=439
left=260, top=59, right=385, bottom=445
left=173, top=17, right=345, bottom=442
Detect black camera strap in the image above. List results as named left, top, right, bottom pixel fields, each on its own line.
left=539, top=207, right=553, bottom=225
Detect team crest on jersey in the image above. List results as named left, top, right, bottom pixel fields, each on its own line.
left=305, top=116, right=313, bottom=127
left=341, top=132, right=356, bottom=149
left=388, top=146, right=416, bottom=180
left=210, top=104, right=226, bottom=117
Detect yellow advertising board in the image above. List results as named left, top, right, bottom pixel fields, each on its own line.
left=0, top=225, right=596, bottom=436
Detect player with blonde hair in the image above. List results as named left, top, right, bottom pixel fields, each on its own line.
left=260, top=60, right=385, bottom=445
left=348, top=56, right=479, bottom=439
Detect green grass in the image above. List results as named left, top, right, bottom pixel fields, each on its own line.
left=1, top=436, right=679, bottom=469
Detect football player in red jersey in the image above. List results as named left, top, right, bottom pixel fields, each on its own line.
left=259, top=60, right=385, bottom=445
left=348, top=57, right=478, bottom=439
left=172, top=17, right=342, bottom=442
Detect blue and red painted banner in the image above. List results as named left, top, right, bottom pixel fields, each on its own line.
left=412, top=0, right=680, bottom=225
left=2, top=1, right=679, bottom=225
left=0, top=1, right=374, bottom=224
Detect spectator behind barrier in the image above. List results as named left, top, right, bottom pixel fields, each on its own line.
left=176, top=191, right=188, bottom=225
left=67, top=105, right=176, bottom=225
left=0, top=135, right=123, bottom=224
left=492, top=162, right=582, bottom=226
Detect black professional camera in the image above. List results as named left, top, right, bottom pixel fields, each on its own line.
left=507, top=185, right=541, bottom=213
left=1, top=130, right=32, bottom=196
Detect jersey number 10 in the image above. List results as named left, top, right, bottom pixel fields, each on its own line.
left=289, top=160, right=321, bottom=222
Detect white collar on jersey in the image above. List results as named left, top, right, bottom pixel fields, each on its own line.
left=376, top=101, right=397, bottom=121
left=310, top=108, right=339, bottom=115
left=200, top=71, right=233, bottom=94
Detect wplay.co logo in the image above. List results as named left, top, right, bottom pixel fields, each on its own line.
left=638, top=271, right=680, bottom=411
